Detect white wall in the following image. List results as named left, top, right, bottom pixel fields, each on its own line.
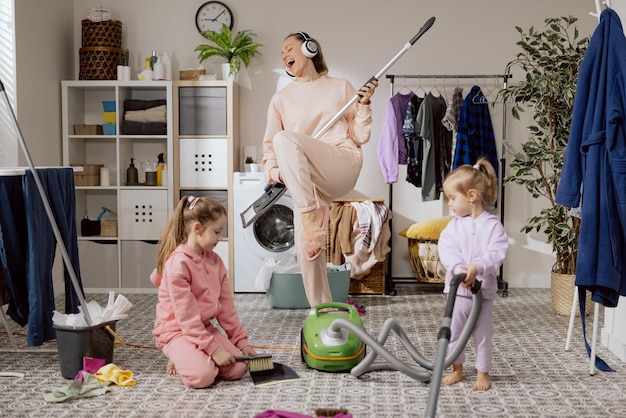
left=16, top=0, right=601, bottom=289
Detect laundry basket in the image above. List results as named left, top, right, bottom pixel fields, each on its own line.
left=400, top=216, right=454, bottom=284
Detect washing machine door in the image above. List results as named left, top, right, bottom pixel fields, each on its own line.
left=250, top=202, right=295, bottom=253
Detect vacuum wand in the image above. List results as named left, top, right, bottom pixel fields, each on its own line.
left=313, top=16, right=435, bottom=140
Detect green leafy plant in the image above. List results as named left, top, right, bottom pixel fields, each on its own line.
left=195, top=24, right=262, bottom=76
left=245, top=156, right=255, bottom=164
left=498, top=16, right=589, bottom=275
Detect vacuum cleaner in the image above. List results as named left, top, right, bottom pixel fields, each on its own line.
left=239, top=16, right=436, bottom=228
left=301, top=302, right=365, bottom=372
left=328, top=273, right=482, bottom=418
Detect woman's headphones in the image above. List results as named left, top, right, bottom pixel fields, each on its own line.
left=298, top=32, right=318, bottom=58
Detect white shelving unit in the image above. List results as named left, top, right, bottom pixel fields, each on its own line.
left=172, top=80, right=240, bottom=282
left=62, top=80, right=174, bottom=292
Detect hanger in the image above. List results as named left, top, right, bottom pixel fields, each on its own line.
left=430, top=76, right=442, bottom=98
left=415, top=78, right=427, bottom=98
left=590, top=0, right=610, bottom=21
left=472, top=85, right=489, bottom=104
left=397, top=76, right=412, bottom=94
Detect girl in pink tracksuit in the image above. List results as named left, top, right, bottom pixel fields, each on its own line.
left=437, top=158, right=509, bottom=391
left=151, top=196, right=257, bottom=388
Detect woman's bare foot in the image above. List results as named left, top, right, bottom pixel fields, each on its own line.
left=166, top=359, right=177, bottom=375
left=441, top=364, right=463, bottom=386
left=473, top=371, right=491, bottom=391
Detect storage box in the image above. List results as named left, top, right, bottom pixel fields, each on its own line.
left=102, top=123, right=116, bottom=135
left=267, top=269, right=350, bottom=309
left=53, top=320, right=117, bottom=379
left=102, top=100, right=116, bottom=112
left=74, top=124, right=103, bottom=135
left=100, top=220, right=117, bottom=237
left=179, top=69, right=206, bottom=80
left=72, top=164, right=103, bottom=186
left=102, top=111, right=116, bottom=123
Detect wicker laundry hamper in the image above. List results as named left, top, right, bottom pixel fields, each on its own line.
left=400, top=216, right=454, bottom=284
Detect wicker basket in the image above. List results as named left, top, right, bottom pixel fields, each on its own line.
left=100, top=220, right=117, bottom=237
left=551, top=271, right=592, bottom=316
left=349, top=261, right=386, bottom=294
left=74, top=124, right=103, bottom=135
left=179, top=69, right=206, bottom=81
left=81, top=19, right=122, bottom=48
left=408, top=238, right=445, bottom=283
left=79, top=46, right=125, bottom=80
left=72, top=164, right=103, bottom=186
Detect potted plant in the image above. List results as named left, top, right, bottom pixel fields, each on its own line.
left=244, top=156, right=260, bottom=172
left=498, top=16, right=589, bottom=315
left=195, top=24, right=262, bottom=81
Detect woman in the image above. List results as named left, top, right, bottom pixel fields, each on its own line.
left=262, top=31, right=378, bottom=307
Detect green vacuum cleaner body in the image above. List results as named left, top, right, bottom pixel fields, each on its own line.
left=301, top=302, right=365, bottom=372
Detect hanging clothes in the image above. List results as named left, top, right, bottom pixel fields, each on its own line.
left=0, top=168, right=84, bottom=346
left=415, top=93, right=450, bottom=201
left=402, top=94, right=424, bottom=188
left=442, top=87, right=464, bottom=162
left=556, top=8, right=626, bottom=308
left=453, top=86, right=499, bottom=179
left=377, top=91, right=415, bottom=183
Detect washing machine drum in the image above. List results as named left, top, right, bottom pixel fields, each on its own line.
left=253, top=203, right=295, bottom=252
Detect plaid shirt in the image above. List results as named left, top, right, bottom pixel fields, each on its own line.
left=452, top=86, right=499, bottom=179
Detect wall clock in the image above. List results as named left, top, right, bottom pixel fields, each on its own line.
left=195, top=1, right=234, bottom=33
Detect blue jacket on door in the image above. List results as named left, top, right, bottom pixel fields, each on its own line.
left=555, top=8, right=626, bottom=308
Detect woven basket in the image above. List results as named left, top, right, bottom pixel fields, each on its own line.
left=179, top=69, right=206, bottom=81
left=79, top=46, right=125, bottom=80
left=72, top=164, right=103, bottom=186
left=408, top=238, right=445, bottom=283
left=81, top=19, right=122, bottom=48
left=100, top=220, right=117, bottom=237
left=349, top=261, right=386, bottom=294
left=551, top=271, right=592, bottom=316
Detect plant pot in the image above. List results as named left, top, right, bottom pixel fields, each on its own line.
left=245, top=163, right=261, bottom=172
left=221, top=63, right=239, bottom=82
left=550, top=271, right=592, bottom=316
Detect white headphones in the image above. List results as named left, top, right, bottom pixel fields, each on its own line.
left=298, top=32, right=318, bottom=58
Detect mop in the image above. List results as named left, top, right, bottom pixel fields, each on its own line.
left=328, top=273, right=482, bottom=418
left=239, top=16, right=436, bottom=228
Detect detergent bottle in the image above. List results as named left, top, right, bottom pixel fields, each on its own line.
left=156, top=153, right=165, bottom=186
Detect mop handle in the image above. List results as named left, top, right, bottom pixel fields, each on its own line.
left=313, top=16, right=436, bottom=140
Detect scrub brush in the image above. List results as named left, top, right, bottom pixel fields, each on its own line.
left=234, top=354, right=274, bottom=372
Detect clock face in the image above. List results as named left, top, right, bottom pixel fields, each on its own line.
left=195, top=1, right=234, bottom=33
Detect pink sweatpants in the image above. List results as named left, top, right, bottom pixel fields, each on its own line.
left=448, top=296, right=494, bottom=373
left=162, top=327, right=247, bottom=389
left=273, top=130, right=362, bottom=306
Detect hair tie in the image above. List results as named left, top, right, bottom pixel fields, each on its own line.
left=473, top=164, right=481, bottom=171
left=187, top=195, right=199, bottom=209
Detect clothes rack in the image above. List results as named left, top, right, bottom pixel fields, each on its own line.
left=1, top=77, right=91, bottom=353
left=385, top=73, right=511, bottom=294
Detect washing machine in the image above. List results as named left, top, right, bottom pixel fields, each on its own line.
left=233, top=172, right=296, bottom=292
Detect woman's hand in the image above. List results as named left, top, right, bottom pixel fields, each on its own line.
left=358, top=79, right=379, bottom=105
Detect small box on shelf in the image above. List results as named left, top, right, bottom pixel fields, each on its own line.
left=103, top=124, right=116, bottom=135
left=102, top=111, right=116, bottom=124
left=102, top=100, right=116, bottom=112
left=74, top=124, right=103, bottom=135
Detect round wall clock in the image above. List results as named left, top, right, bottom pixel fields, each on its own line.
left=195, top=1, right=234, bottom=33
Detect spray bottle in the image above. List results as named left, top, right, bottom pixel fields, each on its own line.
left=156, top=153, right=165, bottom=186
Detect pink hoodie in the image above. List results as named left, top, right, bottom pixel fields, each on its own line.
left=151, top=244, right=249, bottom=355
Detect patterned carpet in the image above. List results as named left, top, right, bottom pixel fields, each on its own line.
left=1, top=287, right=625, bottom=417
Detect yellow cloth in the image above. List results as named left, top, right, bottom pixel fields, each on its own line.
left=95, top=364, right=136, bottom=386
left=399, top=216, right=454, bottom=240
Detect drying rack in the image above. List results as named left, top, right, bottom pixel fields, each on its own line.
left=0, top=79, right=92, bottom=353
left=385, top=73, right=511, bottom=293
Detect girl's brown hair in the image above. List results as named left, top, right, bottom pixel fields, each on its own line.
left=156, top=196, right=226, bottom=275
left=444, top=158, right=498, bottom=207
left=287, top=32, right=328, bottom=75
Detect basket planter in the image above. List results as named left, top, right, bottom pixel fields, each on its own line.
left=551, top=271, right=592, bottom=316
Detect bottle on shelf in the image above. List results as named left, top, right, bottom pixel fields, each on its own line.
left=162, top=51, right=172, bottom=80
left=126, top=158, right=139, bottom=185
left=153, top=57, right=165, bottom=80
left=156, top=153, right=165, bottom=186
